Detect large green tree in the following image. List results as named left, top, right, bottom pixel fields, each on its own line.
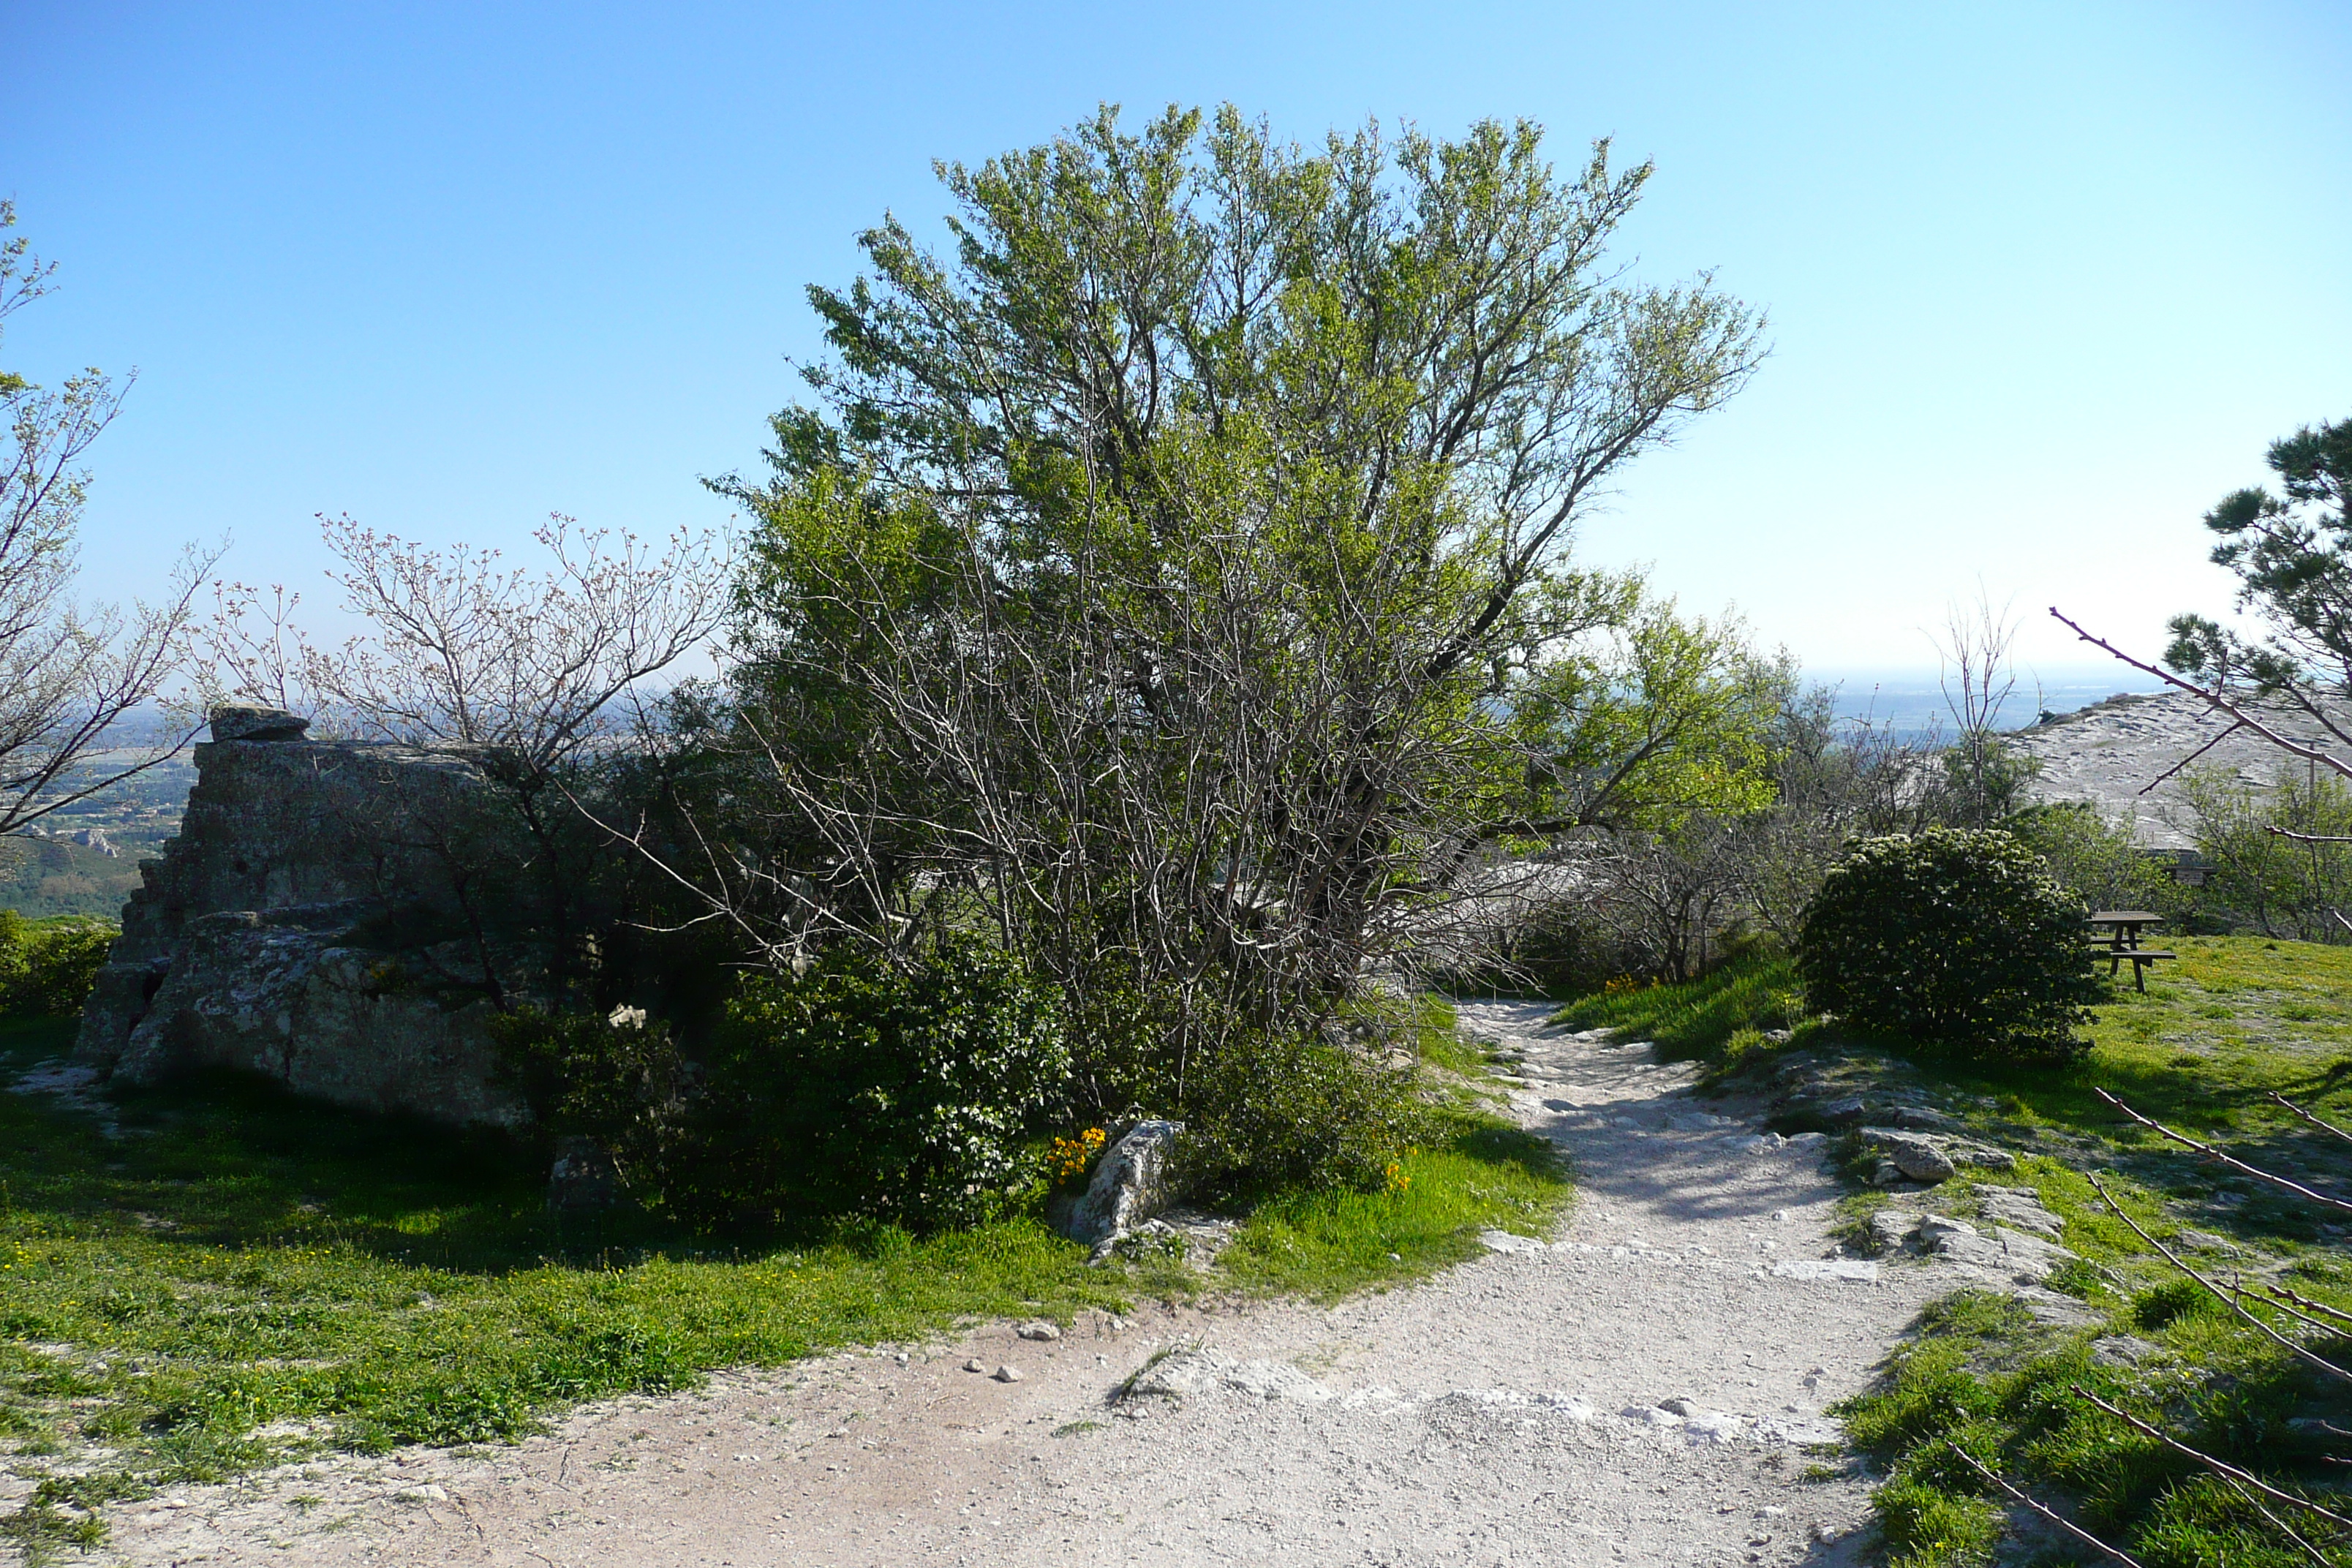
left=701, top=105, right=1765, bottom=1081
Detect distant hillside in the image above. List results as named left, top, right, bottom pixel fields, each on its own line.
left=0, top=753, right=193, bottom=919
left=2008, top=689, right=2352, bottom=848
left=0, top=836, right=146, bottom=919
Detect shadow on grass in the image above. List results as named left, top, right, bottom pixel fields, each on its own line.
left=2, top=1018, right=1079, bottom=1289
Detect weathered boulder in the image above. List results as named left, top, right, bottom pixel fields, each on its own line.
left=1922, top=1215, right=2078, bottom=1284
left=1869, top=1207, right=1925, bottom=1254
left=1052, top=1119, right=1183, bottom=1257
left=108, top=904, right=520, bottom=1125
left=207, top=705, right=312, bottom=743
left=1975, top=1184, right=2065, bottom=1240
left=1859, top=1126, right=1956, bottom=1183
left=73, top=708, right=529, bottom=1126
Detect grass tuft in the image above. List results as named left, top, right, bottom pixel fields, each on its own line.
left=1215, top=1115, right=1568, bottom=1300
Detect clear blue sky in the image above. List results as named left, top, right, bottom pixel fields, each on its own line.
left=6, top=1, right=2347, bottom=685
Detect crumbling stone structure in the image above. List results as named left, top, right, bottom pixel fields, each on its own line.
left=73, top=706, right=529, bottom=1126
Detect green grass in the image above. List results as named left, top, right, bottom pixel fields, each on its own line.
left=1839, top=1284, right=2342, bottom=1568
left=0, top=1007, right=1567, bottom=1559
left=1548, top=947, right=1807, bottom=1063
left=1215, top=1116, right=1568, bottom=1300
left=1640, top=935, right=2352, bottom=1568
left=1545, top=936, right=2352, bottom=1564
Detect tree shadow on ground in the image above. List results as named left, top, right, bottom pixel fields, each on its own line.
left=0, top=1019, right=796, bottom=1275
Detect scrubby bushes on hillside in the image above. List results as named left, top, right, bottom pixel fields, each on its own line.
left=2008, top=802, right=2185, bottom=924
left=0, top=911, right=113, bottom=1018
left=686, top=943, right=1070, bottom=1229
left=1176, top=1027, right=1426, bottom=1202
left=1798, top=828, right=2102, bottom=1058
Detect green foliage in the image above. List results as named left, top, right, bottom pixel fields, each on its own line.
left=0, top=1002, right=1571, bottom=1547
left=486, top=1004, right=687, bottom=1186
left=1798, top=828, right=2103, bottom=1057
left=1872, top=1472, right=2002, bottom=1568
left=0, top=911, right=114, bottom=1018
left=2010, top=801, right=2184, bottom=921
left=2166, top=415, right=2352, bottom=695
left=0, top=1008, right=1129, bottom=1555
left=2176, top=763, right=2352, bottom=941
left=1839, top=1284, right=2345, bottom=1568
left=1806, top=935, right=2352, bottom=1568
left=1176, top=1028, right=1428, bottom=1201
left=704, top=102, right=1765, bottom=1088
left=1549, top=947, right=1804, bottom=1060
left=1507, top=589, right=1784, bottom=832
left=680, top=943, right=1071, bottom=1230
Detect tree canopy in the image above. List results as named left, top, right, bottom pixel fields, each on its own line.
left=692, top=105, right=1765, bottom=1074
left=2166, top=415, right=2352, bottom=695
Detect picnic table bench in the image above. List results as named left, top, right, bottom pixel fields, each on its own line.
left=2087, top=910, right=2174, bottom=992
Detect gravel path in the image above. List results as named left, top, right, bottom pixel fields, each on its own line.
left=96, top=1004, right=1961, bottom=1567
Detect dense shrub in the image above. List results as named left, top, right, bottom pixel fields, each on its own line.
left=1797, top=828, right=2102, bottom=1057
left=676, top=942, right=1070, bottom=1230
left=0, top=911, right=115, bottom=1018
left=1176, top=1028, right=1426, bottom=1201
left=2176, top=763, right=2352, bottom=941
left=487, top=1003, right=689, bottom=1182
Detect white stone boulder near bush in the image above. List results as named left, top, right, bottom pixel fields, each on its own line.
left=1049, top=1119, right=1183, bottom=1262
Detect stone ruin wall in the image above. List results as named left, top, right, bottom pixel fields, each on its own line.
left=72, top=706, right=527, bottom=1127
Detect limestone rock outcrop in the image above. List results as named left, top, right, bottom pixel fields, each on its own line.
left=73, top=708, right=529, bottom=1126
left=1050, top=1119, right=1183, bottom=1259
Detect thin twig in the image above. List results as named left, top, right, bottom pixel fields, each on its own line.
left=2140, top=720, right=2247, bottom=795
left=2083, top=1170, right=2352, bottom=1383
left=2272, top=1092, right=2352, bottom=1150
left=1943, top=1443, right=2146, bottom=1567
left=2094, top=1088, right=2352, bottom=1215
left=2048, top=608, right=2352, bottom=783
left=2234, top=1279, right=2352, bottom=1339
left=2071, top=1385, right=2352, bottom=1531
left=2269, top=826, right=2352, bottom=845
left=2267, top=1281, right=2352, bottom=1330
left=2220, top=1475, right=2334, bottom=1567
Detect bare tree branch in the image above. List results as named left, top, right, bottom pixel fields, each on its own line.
left=2050, top=608, right=2352, bottom=783
left=2141, top=720, right=2247, bottom=796
left=2271, top=1091, right=2352, bottom=1149
left=2070, top=1384, right=2352, bottom=1536
left=1942, top=1443, right=2147, bottom=1567
left=0, top=203, right=215, bottom=833
left=2094, top=1088, right=2352, bottom=1215
left=2083, top=1169, right=2352, bottom=1383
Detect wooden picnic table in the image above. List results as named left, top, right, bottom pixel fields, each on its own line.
left=2087, top=911, right=2173, bottom=992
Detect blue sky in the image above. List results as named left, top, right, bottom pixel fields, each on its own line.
left=4, top=1, right=2347, bottom=686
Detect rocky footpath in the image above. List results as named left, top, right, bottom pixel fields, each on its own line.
left=69, top=1003, right=2123, bottom=1568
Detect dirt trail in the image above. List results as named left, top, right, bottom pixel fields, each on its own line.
left=99, top=1004, right=1954, bottom=1567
